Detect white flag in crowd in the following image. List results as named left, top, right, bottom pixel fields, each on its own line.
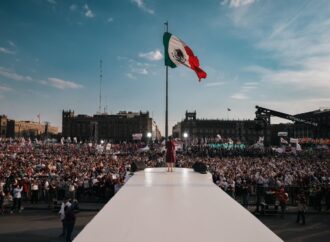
left=290, top=138, right=299, bottom=144
left=216, top=134, right=222, bottom=141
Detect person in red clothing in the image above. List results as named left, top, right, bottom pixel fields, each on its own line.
left=276, top=186, right=288, bottom=218
left=166, top=137, right=176, bottom=172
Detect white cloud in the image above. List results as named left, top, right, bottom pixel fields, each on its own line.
left=46, top=78, right=82, bottom=89
left=235, top=3, right=330, bottom=92
left=107, top=17, right=114, bottom=23
left=131, top=0, right=154, bottom=14
left=244, top=65, right=270, bottom=75
left=244, top=81, right=258, bottom=86
left=128, top=60, right=151, bottom=76
left=205, top=82, right=225, bottom=87
left=47, top=0, right=57, bottom=4
left=248, top=18, right=330, bottom=90
left=0, top=47, right=15, bottom=55
left=136, top=68, right=148, bottom=75
left=230, top=81, right=257, bottom=100
left=139, top=49, right=163, bottom=61
left=221, top=0, right=256, bottom=8
left=231, top=93, right=249, bottom=100
left=70, top=4, right=77, bottom=11
left=8, top=41, right=16, bottom=47
left=241, top=81, right=258, bottom=91
left=0, top=85, right=11, bottom=92
left=242, top=85, right=257, bottom=90
left=126, top=73, right=136, bottom=80
left=84, top=4, right=95, bottom=18
left=0, top=66, right=32, bottom=81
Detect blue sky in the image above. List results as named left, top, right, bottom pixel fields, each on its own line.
left=1, top=0, right=330, bottom=134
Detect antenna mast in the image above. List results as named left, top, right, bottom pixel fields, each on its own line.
left=98, top=59, right=103, bottom=113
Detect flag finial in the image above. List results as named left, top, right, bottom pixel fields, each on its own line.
left=164, top=21, right=168, bottom=32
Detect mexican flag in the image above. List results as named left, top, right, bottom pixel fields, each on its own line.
left=163, top=32, right=207, bottom=81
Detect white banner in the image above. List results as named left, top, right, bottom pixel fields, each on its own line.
left=278, top=132, right=288, bottom=137
left=132, top=133, right=143, bottom=140
left=290, top=138, right=299, bottom=144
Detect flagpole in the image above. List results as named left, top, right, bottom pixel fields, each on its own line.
left=165, top=21, right=169, bottom=142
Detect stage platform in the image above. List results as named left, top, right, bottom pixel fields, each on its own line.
left=74, top=168, right=282, bottom=242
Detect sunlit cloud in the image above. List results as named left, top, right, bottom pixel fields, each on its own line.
left=205, top=82, right=225, bottom=87
left=0, top=47, right=15, bottom=55
left=8, top=41, right=16, bottom=47
left=221, top=0, right=257, bottom=8
left=231, top=92, right=249, bottom=100
left=0, top=85, right=12, bottom=92
left=69, top=4, right=77, bottom=11
left=139, top=49, right=163, bottom=61
left=131, top=0, right=154, bottom=14
left=45, top=77, right=83, bottom=89
left=84, top=4, right=95, bottom=18
left=0, top=66, right=32, bottom=81
left=126, top=73, right=136, bottom=80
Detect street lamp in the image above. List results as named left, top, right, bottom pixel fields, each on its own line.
left=183, top=132, right=188, bottom=152
left=147, top=132, right=152, bottom=145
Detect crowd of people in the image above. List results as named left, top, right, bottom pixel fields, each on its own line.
left=0, top=138, right=330, bottom=218
left=0, top=139, right=136, bottom=214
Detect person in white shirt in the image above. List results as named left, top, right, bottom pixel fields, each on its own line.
left=44, top=180, right=50, bottom=204
left=59, top=198, right=72, bottom=237
left=12, top=184, right=23, bottom=213
left=31, top=180, right=39, bottom=204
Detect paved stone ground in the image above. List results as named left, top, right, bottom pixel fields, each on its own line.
left=259, top=214, right=330, bottom=242
left=0, top=210, right=95, bottom=242
left=0, top=209, right=329, bottom=241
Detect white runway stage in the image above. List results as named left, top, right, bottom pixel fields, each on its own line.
left=74, top=168, right=282, bottom=242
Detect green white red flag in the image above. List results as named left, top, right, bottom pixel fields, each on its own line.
left=163, top=32, right=207, bottom=81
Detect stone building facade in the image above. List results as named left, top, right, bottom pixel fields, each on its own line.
left=62, top=110, right=161, bottom=142
left=172, top=111, right=266, bottom=145
left=0, top=115, right=58, bottom=138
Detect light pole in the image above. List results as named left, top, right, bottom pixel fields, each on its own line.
left=183, top=132, right=188, bottom=152
left=147, top=132, right=152, bottom=146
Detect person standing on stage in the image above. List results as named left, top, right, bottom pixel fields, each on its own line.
left=166, top=136, right=176, bottom=172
